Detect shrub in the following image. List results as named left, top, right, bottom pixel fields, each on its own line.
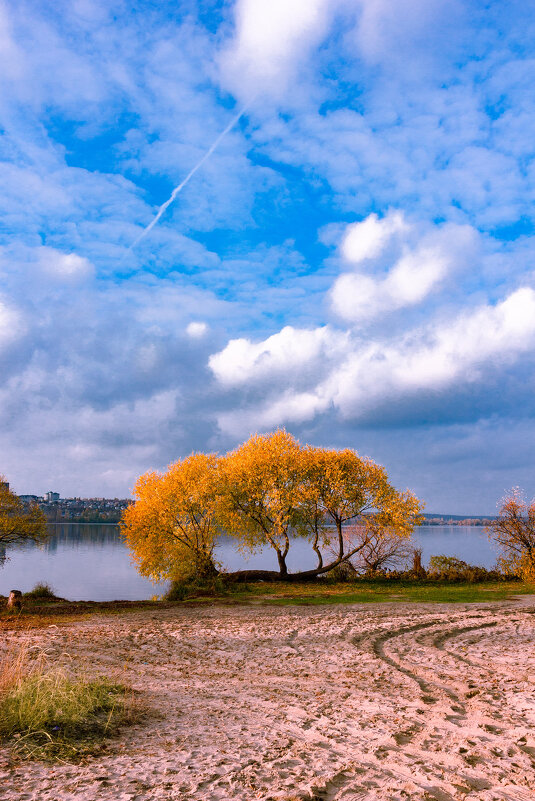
left=165, top=581, right=188, bottom=601
left=427, top=555, right=512, bottom=583
left=23, top=583, right=57, bottom=600
left=324, top=561, right=359, bottom=583
left=165, top=574, right=228, bottom=601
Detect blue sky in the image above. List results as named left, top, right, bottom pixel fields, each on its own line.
left=1, top=0, right=534, bottom=512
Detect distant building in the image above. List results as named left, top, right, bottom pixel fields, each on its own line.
left=1, top=481, right=8, bottom=491
left=44, top=491, right=60, bottom=503
left=19, top=494, right=40, bottom=503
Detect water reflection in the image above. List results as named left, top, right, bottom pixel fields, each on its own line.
left=20, top=523, right=124, bottom=551
left=1, top=524, right=165, bottom=602
left=0, top=523, right=499, bottom=602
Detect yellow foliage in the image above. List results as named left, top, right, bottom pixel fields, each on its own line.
left=122, top=431, right=424, bottom=581
left=0, top=477, right=47, bottom=548
left=218, top=431, right=423, bottom=577
left=298, top=446, right=423, bottom=572
left=218, top=430, right=303, bottom=575
left=120, top=453, right=220, bottom=582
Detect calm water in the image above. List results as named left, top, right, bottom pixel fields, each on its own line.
left=0, top=524, right=499, bottom=602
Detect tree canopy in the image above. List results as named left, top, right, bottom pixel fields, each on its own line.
left=218, top=430, right=303, bottom=577
left=121, top=453, right=220, bottom=582
left=0, top=478, right=48, bottom=554
left=292, top=444, right=422, bottom=579
left=122, top=430, right=424, bottom=583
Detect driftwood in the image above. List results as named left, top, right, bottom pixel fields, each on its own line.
left=7, top=589, right=22, bottom=611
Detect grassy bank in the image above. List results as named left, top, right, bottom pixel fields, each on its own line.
left=1, top=578, right=534, bottom=630
left=231, top=578, right=535, bottom=605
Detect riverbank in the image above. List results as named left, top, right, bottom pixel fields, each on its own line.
left=1, top=597, right=535, bottom=800
left=1, top=578, right=534, bottom=631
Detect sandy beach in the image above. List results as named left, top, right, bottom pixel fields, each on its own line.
left=1, top=598, right=534, bottom=801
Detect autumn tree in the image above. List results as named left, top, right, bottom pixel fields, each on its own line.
left=295, top=446, right=423, bottom=579
left=123, top=432, right=424, bottom=584
left=219, top=433, right=423, bottom=581
left=488, top=488, right=535, bottom=580
left=121, top=453, right=221, bottom=582
left=218, top=430, right=303, bottom=578
left=0, top=477, right=48, bottom=556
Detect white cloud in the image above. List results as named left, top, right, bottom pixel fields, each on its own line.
left=37, top=247, right=94, bottom=281
left=394, top=287, right=535, bottom=388
left=186, top=321, right=208, bottom=338
left=216, top=388, right=332, bottom=437
left=0, top=296, right=24, bottom=347
left=341, top=211, right=407, bottom=263
left=331, top=215, right=478, bottom=325
left=332, top=287, right=535, bottom=417
left=354, top=0, right=464, bottom=70
left=209, top=324, right=348, bottom=386
left=219, top=0, right=462, bottom=104
left=211, top=287, right=535, bottom=433
left=220, top=0, right=333, bottom=101
left=0, top=3, right=25, bottom=82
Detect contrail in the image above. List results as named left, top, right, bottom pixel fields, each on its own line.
left=127, top=103, right=251, bottom=253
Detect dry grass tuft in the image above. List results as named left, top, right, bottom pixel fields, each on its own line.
left=0, top=644, right=138, bottom=761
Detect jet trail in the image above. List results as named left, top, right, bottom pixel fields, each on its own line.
left=128, top=104, right=250, bottom=252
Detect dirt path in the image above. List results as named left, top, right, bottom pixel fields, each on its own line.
left=1, top=599, right=534, bottom=800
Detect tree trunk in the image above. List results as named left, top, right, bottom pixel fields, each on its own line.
left=412, top=548, right=427, bottom=578
left=194, top=553, right=219, bottom=579
left=276, top=549, right=288, bottom=578
left=7, top=590, right=22, bottom=610
left=224, top=551, right=360, bottom=583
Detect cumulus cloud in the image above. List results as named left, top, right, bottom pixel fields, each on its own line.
left=219, top=0, right=464, bottom=104
left=209, top=324, right=348, bottom=386
left=340, top=211, right=407, bottom=264
left=331, top=213, right=479, bottom=325
left=220, top=0, right=333, bottom=101
left=211, top=286, right=535, bottom=434
left=334, top=287, right=535, bottom=414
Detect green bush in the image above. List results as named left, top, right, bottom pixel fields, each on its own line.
left=165, top=581, right=188, bottom=601
left=165, top=574, right=229, bottom=601
left=23, top=583, right=57, bottom=600
left=427, top=555, right=512, bottom=583
left=324, top=561, right=359, bottom=583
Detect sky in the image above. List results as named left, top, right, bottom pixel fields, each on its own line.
left=1, top=0, right=534, bottom=512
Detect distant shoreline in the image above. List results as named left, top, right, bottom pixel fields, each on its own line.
left=44, top=520, right=493, bottom=528
left=46, top=521, right=120, bottom=526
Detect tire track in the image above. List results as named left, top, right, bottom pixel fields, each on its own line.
left=431, top=621, right=497, bottom=665
left=353, top=619, right=464, bottom=706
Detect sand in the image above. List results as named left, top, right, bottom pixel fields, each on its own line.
left=1, top=598, right=534, bottom=801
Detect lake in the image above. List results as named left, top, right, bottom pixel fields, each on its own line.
left=0, top=524, right=500, bottom=602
